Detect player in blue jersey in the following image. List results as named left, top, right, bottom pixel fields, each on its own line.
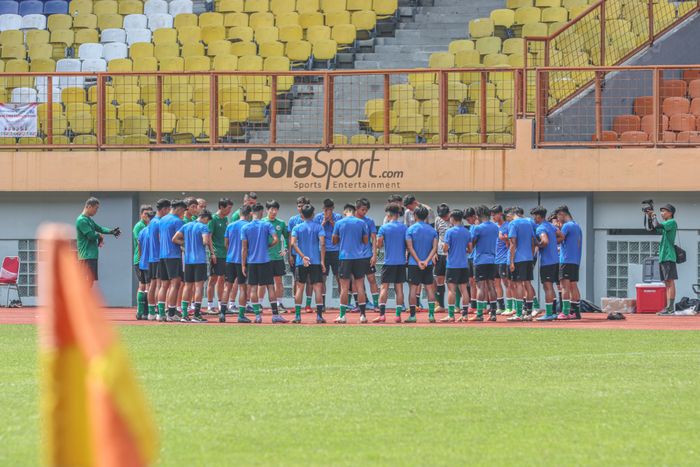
left=441, top=209, right=471, bottom=323
left=375, top=204, right=408, bottom=323
left=157, top=200, right=186, bottom=322
left=491, top=205, right=511, bottom=315
left=464, top=207, right=479, bottom=314
left=173, top=210, right=215, bottom=323
left=290, top=204, right=326, bottom=324
left=146, top=199, right=170, bottom=321
left=470, top=205, right=500, bottom=322
left=135, top=210, right=155, bottom=320
left=406, top=206, right=438, bottom=323
left=530, top=206, right=560, bottom=321
left=434, top=203, right=451, bottom=315
left=315, top=198, right=343, bottom=307
left=242, top=203, right=285, bottom=324
left=288, top=196, right=314, bottom=312
left=332, top=203, right=370, bottom=323
left=507, top=207, right=536, bottom=321
left=221, top=205, right=252, bottom=323
left=555, top=205, right=583, bottom=320
left=355, top=198, right=379, bottom=311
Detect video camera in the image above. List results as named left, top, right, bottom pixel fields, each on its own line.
left=642, top=199, right=654, bottom=230
left=641, top=199, right=654, bottom=214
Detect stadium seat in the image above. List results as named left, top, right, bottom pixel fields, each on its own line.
left=448, top=40, right=474, bottom=54
left=641, top=114, right=668, bottom=136
left=250, top=11, right=274, bottom=29
left=612, top=114, right=640, bottom=134
left=491, top=9, right=515, bottom=28
left=676, top=130, right=700, bottom=143
left=428, top=51, right=454, bottom=68
left=662, top=97, right=690, bottom=117
left=332, top=133, right=348, bottom=144
left=286, top=40, right=311, bottom=65
left=170, top=0, right=193, bottom=16
left=350, top=134, right=376, bottom=145
left=299, top=12, right=323, bottom=29
left=279, top=24, right=303, bottom=42
left=515, top=6, right=541, bottom=25
left=660, top=79, right=687, bottom=99
left=148, top=13, right=173, bottom=30
left=101, top=28, right=126, bottom=43
left=373, top=0, right=397, bottom=19
left=619, top=130, right=648, bottom=143
left=476, top=36, right=501, bottom=55
left=669, top=113, right=695, bottom=132
left=19, top=1, right=42, bottom=16
left=468, top=18, right=494, bottom=38
left=332, top=24, right=356, bottom=48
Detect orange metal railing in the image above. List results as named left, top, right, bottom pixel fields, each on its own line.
left=534, top=64, right=700, bottom=147
left=523, top=0, right=700, bottom=114
left=0, top=68, right=518, bottom=151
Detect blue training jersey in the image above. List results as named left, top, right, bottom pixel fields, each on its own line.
left=147, top=216, right=161, bottom=263
left=292, top=220, right=325, bottom=266
left=287, top=214, right=302, bottom=256
left=332, top=216, right=369, bottom=260
left=179, top=221, right=210, bottom=265
left=377, top=221, right=407, bottom=266
left=314, top=211, right=342, bottom=252
left=495, top=221, right=510, bottom=265
left=560, top=220, right=583, bottom=265
left=406, top=221, right=437, bottom=266
left=471, top=221, right=499, bottom=265
left=138, top=226, right=151, bottom=270
left=241, top=219, right=276, bottom=264
left=444, top=224, right=470, bottom=269
left=225, top=219, right=248, bottom=263
left=358, top=215, right=377, bottom=259
left=536, top=221, right=559, bottom=266
left=508, top=217, right=535, bottom=263
left=159, top=213, right=184, bottom=259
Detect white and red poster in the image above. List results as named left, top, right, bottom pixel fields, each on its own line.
left=0, top=103, right=37, bottom=137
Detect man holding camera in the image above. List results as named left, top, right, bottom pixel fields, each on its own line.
left=647, top=204, right=679, bottom=315
left=75, top=197, right=121, bottom=287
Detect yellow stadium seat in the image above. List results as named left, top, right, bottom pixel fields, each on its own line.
left=130, top=42, right=154, bottom=58
left=332, top=134, right=348, bottom=144
left=453, top=114, right=479, bottom=134
left=208, top=40, right=232, bottom=56
left=522, top=22, right=548, bottom=37
left=548, top=21, right=566, bottom=34
left=202, top=26, right=226, bottom=44
left=350, top=134, right=376, bottom=145
left=448, top=39, right=474, bottom=54
left=321, top=0, right=346, bottom=12
left=160, top=56, right=184, bottom=71
left=182, top=42, right=204, bottom=57
left=179, top=26, right=202, bottom=44
left=407, top=72, right=434, bottom=87
left=119, top=0, right=142, bottom=15
left=26, top=29, right=50, bottom=46
left=74, top=13, right=97, bottom=29
left=153, top=28, right=177, bottom=45
left=228, top=26, right=254, bottom=41
left=29, top=44, right=53, bottom=61
left=134, top=56, right=158, bottom=73
left=394, top=113, right=423, bottom=135
left=185, top=55, right=211, bottom=72
left=373, top=0, right=397, bottom=19
left=155, top=42, right=180, bottom=59
left=536, top=0, right=560, bottom=6
left=173, top=117, right=204, bottom=142
left=220, top=85, right=246, bottom=104
left=50, top=29, right=74, bottom=47
left=515, top=6, right=541, bottom=25
left=213, top=54, right=238, bottom=70
left=1, top=45, right=25, bottom=60
left=108, top=58, right=132, bottom=72
left=312, top=39, right=337, bottom=60
left=114, top=84, right=140, bottom=104
left=200, top=12, right=224, bottom=27
left=502, top=38, right=524, bottom=55
left=347, top=0, right=371, bottom=10
left=238, top=54, right=263, bottom=70
left=368, top=110, right=396, bottom=132
left=286, top=40, right=312, bottom=64
left=69, top=112, right=95, bottom=135
left=116, top=103, right=142, bottom=120
left=154, top=112, right=177, bottom=134
left=244, top=0, right=269, bottom=13
left=121, top=134, right=149, bottom=145
left=48, top=14, right=72, bottom=31
left=72, top=135, right=97, bottom=145
left=231, top=41, right=257, bottom=55
left=507, top=52, right=527, bottom=67
left=352, top=10, right=376, bottom=31
left=192, top=101, right=209, bottom=119
left=0, top=30, right=23, bottom=46
left=218, top=0, right=244, bottom=12
left=94, top=0, right=117, bottom=15
left=297, top=0, right=319, bottom=13
left=307, top=25, right=330, bottom=43
left=271, top=0, right=295, bottom=14
left=70, top=0, right=92, bottom=15
left=255, top=25, right=279, bottom=43
left=364, top=98, right=383, bottom=117
left=490, top=9, right=515, bottom=28
left=19, top=137, right=45, bottom=145
left=542, top=7, right=567, bottom=23
left=429, top=51, right=454, bottom=68
left=447, top=81, right=469, bottom=102
left=332, top=24, right=356, bottom=48
left=175, top=14, right=199, bottom=29
left=122, top=115, right=149, bottom=135
left=483, top=53, right=509, bottom=66
left=74, top=29, right=98, bottom=45
left=61, top=87, right=86, bottom=105
left=170, top=101, right=196, bottom=119
left=454, top=49, right=480, bottom=67
left=393, top=98, right=420, bottom=116
left=279, top=24, right=303, bottom=42
left=486, top=112, right=511, bottom=133
left=476, top=36, right=501, bottom=55
left=413, top=83, right=438, bottom=101
left=222, top=101, right=250, bottom=122
left=469, top=18, right=494, bottom=38
left=276, top=12, right=300, bottom=27
left=377, top=133, right=404, bottom=144
left=325, top=11, right=351, bottom=27
left=97, top=13, right=123, bottom=30
left=224, top=12, right=249, bottom=27
left=259, top=40, right=284, bottom=57
left=30, top=57, right=55, bottom=72
left=250, top=11, right=275, bottom=29
left=5, top=59, right=29, bottom=89
left=299, top=12, right=324, bottom=29
left=264, top=56, right=293, bottom=91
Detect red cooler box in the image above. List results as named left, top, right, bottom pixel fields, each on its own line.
left=635, top=283, right=667, bottom=313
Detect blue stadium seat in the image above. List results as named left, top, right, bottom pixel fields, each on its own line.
left=43, top=0, right=68, bottom=15
left=18, top=0, right=43, bottom=15
left=0, top=1, right=19, bottom=15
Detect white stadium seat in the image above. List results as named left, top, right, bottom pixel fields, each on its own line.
left=37, top=85, right=62, bottom=103
left=101, top=28, right=126, bottom=43
left=169, top=0, right=193, bottom=16
left=0, top=14, right=22, bottom=31
left=11, top=87, right=38, bottom=104
left=56, top=58, right=84, bottom=88
left=147, top=13, right=173, bottom=31
left=123, top=14, right=148, bottom=30
left=78, top=43, right=104, bottom=59
left=144, top=0, right=168, bottom=16
left=126, top=28, right=151, bottom=45
left=82, top=58, right=107, bottom=72
left=21, top=14, right=46, bottom=30
left=103, top=42, right=128, bottom=61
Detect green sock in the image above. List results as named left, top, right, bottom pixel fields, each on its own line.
left=295, top=304, right=302, bottom=320
left=148, top=304, right=155, bottom=316
left=253, top=303, right=262, bottom=315
left=506, top=298, right=513, bottom=311
left=238, top=306, right=246, bottom=318
left=136, top=291, right=146, bottom=316
left=428, top=301, right=435, bottom=318
left=533, top=297, right=540, bottom=309
left=157, top=302, right=165, bottom=317
left=372, top=293, right=379, bottom=305
left=562, top=300, right=571, bottom=316
left=305, top=296, right=312, bottom=307
left=545, top=302, right=553, bottom=317
left=181, top=302, right=189, bottom=318
left=395, top=305, right=403, bottom=317
left=340, top=304, right=347, bottom=318
left=515, top=300, right=523, bottom=317
left=476, top=301, right=485, bottom=317
left=448, top=305, right=455, bottom=318
left=456, top=290, right=461, bottom=308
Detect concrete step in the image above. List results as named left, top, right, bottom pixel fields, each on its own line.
left=394, top=28, right=468, bottom=41
left=373, top=44, right=449, bottom=54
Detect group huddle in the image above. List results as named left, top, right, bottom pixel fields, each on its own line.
left=132, top=192, right=583, bottom=324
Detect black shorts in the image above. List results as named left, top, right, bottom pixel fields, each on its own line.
left=497, top=263, right=509, bottom=279
left=324, top=250, right=340, bottom=277
left=159, top=258, right=182, bottom=281
left=270, top=259, right=286, bottom=277
left=247, top=263, right=273, bottom=286
left=408, top=264, right=434, bottom=285
left=446, top=267, right=469, bottom=284
left=511, top=260, right=533, bottom=282
left=224, top=262, right=247, bottom=284
left=210, top=257, right=226, bottom=276
left=540, top=263, right=559, bottom=283
left=184, top=263, right=208, bottom=283
left=295, top=264, right=323, bottom=283
left=559, top=263, right=580, bottom=282
left=339, top=258, right=370, bottom=280
left=134, top=264, right=148, bottom=284
left=381, top=264, right=406, bottom=284
left=148, top=261, right=160, bottom=281
left=80, top=258, right=98, bottom=281
left=474, top=264, right=497, bottom=281
left=434, top=255, right=447, bottom=276
left=467, top=258, right=474, bottom=279
left=659, top=261, right=678, bottom=281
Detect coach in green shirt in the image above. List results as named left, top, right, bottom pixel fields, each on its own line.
left=207, top=198, right=233, bottom=312
left=76, top=197, right=121, bottom=285
left=649, top=203, right=678, bottom=315
left=231, top=192, right=258, bottom=222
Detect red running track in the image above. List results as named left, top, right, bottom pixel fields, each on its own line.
left=1, top=308, right=699, bottom=330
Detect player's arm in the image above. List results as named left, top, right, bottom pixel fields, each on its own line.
left=290, top=235, right=304, bottom=259
left=172, top=231, right=184, bottom=245
left=370, top=231, right=378, bottom=265
left=509, top=236, right=517, bottom=270
left=269, top=233, right=279, bottom=247
left=531, top=236, right=536, bottom=256
left=556, top=228, right=565, bottom=243
left=241, top=239, right=248, bottom=273
left=204, top=232, right=216, bottom=263
left=332, top=234, right=339, bottom=245
left=320, top=240, right=326, bottom=273
left=224, top=236, right=229, bottom=250
left=376, top=233, right=384, bottom=249
left=538, top=232, right=549, bottom=248
left=428, top=237, right=438, bottom=262
left=406, top=239, right=421, bottom=265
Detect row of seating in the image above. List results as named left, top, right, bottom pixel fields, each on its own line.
left=215, top=0, right=397, bottom=18
left=332, top=132, right=513, bottom=145
left=596, top=129, right=700, bottom=143
left=363, top=96, right=516, bottom=119
left=0, top=1, right=70, bottom=15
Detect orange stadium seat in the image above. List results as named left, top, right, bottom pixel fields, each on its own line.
left=660, top=79, right=687, bottom=99
left=619, top=131, right=648, bottom=143
left=669, top=113, right=696, bottom=132
left=662, top=97, right=690, bottom=117
left=633, top=96, right=653, bottom=116
left=611, top=114, right=640, bottom=134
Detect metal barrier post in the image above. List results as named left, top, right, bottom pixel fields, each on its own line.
left=269, top=75, right=277, bottom=146
left=652, top=68, right=661, bottom=145
left=96, top=75, right=105, bottom=148
left=600, top=1, right=606, bottom=66
left=325, top=74, right=334, bottom=148
left=46, top=76, right=53, bottom=145
left=383, top=73, right=391, bottom=147
left=209, top=73, right=218, bottom=148
left=648, top=0, right=654, bottom=43
left=479, top=71, right=487, bottom=145
left=155, top=74, right=163, bottom=144
left=594, top=71, right=603, bottom=141
left=438, top=70, right=448, bottom=148
left=535, top=69, right=543, bottom=146
left=515, top=68, right=523, bottom=118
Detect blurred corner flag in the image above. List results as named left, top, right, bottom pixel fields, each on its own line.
left=38, top=224, right=158, bottom=467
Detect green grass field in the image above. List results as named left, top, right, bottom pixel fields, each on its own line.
left=2, top=324, right=699, bottom=466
